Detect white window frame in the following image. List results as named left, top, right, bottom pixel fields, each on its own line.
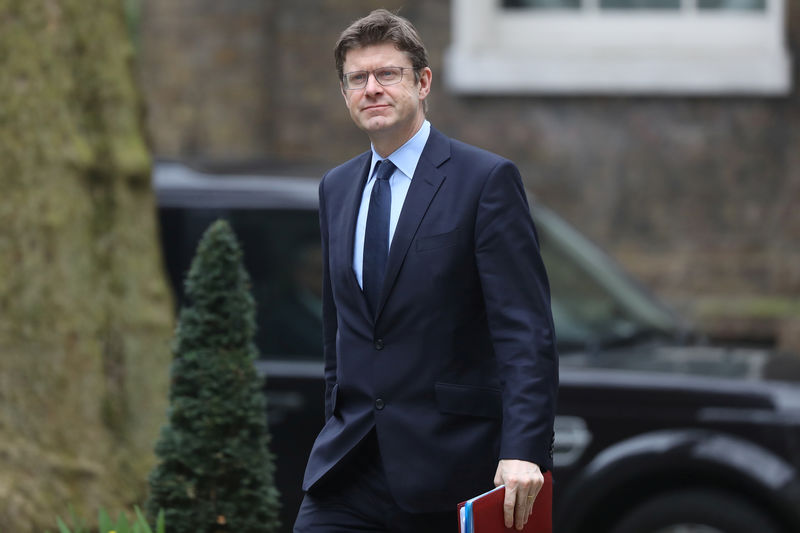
left=444, top=0, right=792, bottom=95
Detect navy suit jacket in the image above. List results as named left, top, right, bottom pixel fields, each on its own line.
left=302, top=127, right=558, bottom=513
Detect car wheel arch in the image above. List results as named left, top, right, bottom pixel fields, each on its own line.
left=555, top=428, right=800, bottom=533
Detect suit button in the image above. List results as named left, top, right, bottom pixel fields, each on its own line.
left=374, top=339, right=384, bottom=350
left=375, top=398, right=385, bottom=410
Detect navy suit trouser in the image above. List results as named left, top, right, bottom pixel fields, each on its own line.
left=293, top=429, right=458, bottom=533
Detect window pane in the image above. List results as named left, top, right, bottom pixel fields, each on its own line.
left=159, top=206, right=324, bottom=361
left=227, top=209, right=323, bottom=361
left=698, top=0, right=766, bottom=10
left=503, top=0, right=581, bottom=9
left=601, top=0, right=680, bottom=8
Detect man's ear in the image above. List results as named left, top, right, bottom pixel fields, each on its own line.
left=340, top=83, right=348, bottom=104
left=418, top=67, right=432, bottom=101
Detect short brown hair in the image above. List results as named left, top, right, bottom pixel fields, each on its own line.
left=334, top=9, right=429, bottom=84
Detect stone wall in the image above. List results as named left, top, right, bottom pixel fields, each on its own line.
left=140, top=0, right=800, bottom=351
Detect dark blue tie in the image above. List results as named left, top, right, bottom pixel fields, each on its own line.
left=363, top=159, right=395, bottom=315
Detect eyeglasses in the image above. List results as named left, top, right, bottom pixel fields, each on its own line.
left=342, top=66, right=416, bottom=90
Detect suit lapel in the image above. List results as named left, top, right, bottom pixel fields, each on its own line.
left=375, top=129, right=451, bottom=320
left=339, top=153, right=372, bottom=318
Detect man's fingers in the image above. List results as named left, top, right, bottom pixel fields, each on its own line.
left=514, top=491, right=529, bottom=530
left=524, top=484, right=541, bottom=523
left=510, top=483, right=536, bottom=530
left=524, top=493, right=534, bottom=521
left=494, top=463, right=504, bottom=488
left=503, top=487, right=516, bottom=528
left=496, top=459, right=545, bottom=529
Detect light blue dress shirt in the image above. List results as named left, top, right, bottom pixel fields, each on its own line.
left=353, top=120, right=431, bottom=289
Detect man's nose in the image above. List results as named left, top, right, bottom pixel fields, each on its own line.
left=363, top=73, right=383, bottom=96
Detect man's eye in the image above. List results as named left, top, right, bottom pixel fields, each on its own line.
left=349, top=73, right=367, bottom=83
left=377, top=69, right=396, bottom=79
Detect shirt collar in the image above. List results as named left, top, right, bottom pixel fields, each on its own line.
left=368, top=120, right=431, bottom=181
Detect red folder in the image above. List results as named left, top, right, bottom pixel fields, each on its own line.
left=457, top=472, right=552, bottom=533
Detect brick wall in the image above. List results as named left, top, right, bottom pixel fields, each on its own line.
left=140, top=0, right=800, bottom=350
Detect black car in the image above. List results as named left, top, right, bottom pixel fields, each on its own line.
left=154, top=161, right=800, bottom=533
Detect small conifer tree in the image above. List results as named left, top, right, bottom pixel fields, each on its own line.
left=147, top=219, right=280, bottom=532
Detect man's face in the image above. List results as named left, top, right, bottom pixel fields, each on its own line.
left=341, top=42, right=431, bottom=142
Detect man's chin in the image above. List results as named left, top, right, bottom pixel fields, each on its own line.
left=360, top=117, right=395, bottom=133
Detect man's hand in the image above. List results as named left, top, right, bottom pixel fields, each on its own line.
left=494, top=459, right=544, bottom=530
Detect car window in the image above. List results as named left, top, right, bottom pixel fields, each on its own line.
left=534, top=204, right=680, bottom=350
left=540, top=236, right=655, bottom=348
left=159, top=206, right=323, bottom=361
left=159, top=191, right=680, bottom=361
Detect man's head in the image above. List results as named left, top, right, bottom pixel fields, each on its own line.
left=335, top=9, right=429, bottom=89
left=335, top=10, right=432, bottom=155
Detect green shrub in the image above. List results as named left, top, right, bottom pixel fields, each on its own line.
left=146, top=219, right=281, bottom=533
left=51, top=507, right=164, bottom=533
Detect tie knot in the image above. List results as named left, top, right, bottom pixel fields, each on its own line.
left=374, top=160, right=396, bottom=182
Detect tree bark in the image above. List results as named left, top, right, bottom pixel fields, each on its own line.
left=0, top=1, right=173, bottom=530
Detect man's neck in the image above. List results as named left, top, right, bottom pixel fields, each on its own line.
left=369, top=114, right=426, bottom=158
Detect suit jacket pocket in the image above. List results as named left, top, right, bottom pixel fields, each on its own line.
left=435, top=382, right=502, bottom=419
left=416, top=228, right=461, bottom=252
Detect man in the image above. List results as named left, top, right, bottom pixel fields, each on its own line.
left=295, top=9, right=558, bottom=533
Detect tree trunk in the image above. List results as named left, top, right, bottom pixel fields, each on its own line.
left=0, top=1, right=173, bottom=530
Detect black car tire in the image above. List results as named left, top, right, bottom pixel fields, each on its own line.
left=610, top=488, right=780, bottom=533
